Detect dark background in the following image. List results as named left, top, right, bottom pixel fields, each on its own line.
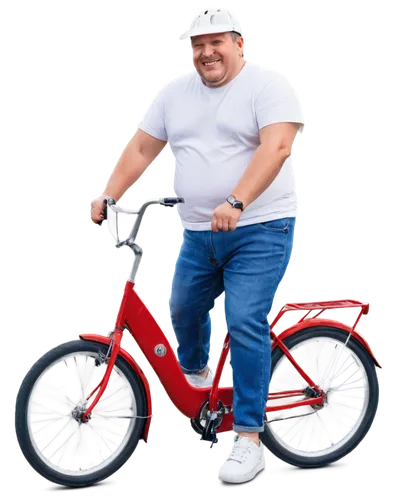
left=6, top=2, right=385, bottom=494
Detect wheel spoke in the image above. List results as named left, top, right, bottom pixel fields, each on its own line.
left=337, top=419, right=349, bottom=435
left=332, top=370, right=362, bottom=387
left=298, top=417, right=308, bottom=448
left=107, top=429, right=126, bottom=438
left=282, top=422, right=300, bottom=440
left=318, top=343, right=341, bottom=386
left=87, top=378, right=118, bottom=405
left=72, top=359, right=96, bottom=400
left=72, top=425, right=87, bottom=457
left=94, top=384, right=127, bottom=406
left=32, top=415, right=68, bottom=425
left=89, top=424, right=116, bottom=452
left=310, top=423, right=318, bottom=444
left=41, top=422, right=70, bottom=448
left=334, top=401, right=358, bottom=411
left=42, top=384, right=75, bottom=408
left=334, top=382, right=365, bottom=393
left=48, top=431, right=76, bottom=463
left=33, top=404, right=68, bottom=416
left=336, top=353, right=354, bottom=373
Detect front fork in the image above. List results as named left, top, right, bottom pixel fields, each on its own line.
left=81, top=328, right=123, bottom=422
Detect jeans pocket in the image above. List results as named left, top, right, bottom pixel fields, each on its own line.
left=258, top=217, right=291, bottom=233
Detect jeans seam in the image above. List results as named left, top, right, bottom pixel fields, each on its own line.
left=268, top=224, right=293, bottom=319
left=208, top=230, right=218, bottom=261
left=258, top=228, right=288, bottom=426
left=233, top=424, right=265, bottom=432
left=196, top=273, right=221, bottom=370
left=258, top=219, right=290, bottom=233
left=263, top=222, right=288, bottom=233
left=270, top=227, right=289, bottom=305
left=260, top=325, right=266, bottom=428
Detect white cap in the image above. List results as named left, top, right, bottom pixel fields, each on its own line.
left=179, top=8, right=242, bottom=40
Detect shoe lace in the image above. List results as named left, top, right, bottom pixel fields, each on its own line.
left=228, top=436, right=251, bottom=463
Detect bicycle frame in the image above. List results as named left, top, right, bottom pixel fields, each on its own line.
left=80, top=279, right=380, bottom=442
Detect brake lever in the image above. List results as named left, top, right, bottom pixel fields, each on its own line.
left=159, top=203, right=175, bottom=210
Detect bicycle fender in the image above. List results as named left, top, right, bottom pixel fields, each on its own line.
left=79, top=334, right=153, bottom=442
left=273, top=318, right=381, bottom=368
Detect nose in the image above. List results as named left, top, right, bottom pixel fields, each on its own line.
left=201, top=44, right=216, bottom=59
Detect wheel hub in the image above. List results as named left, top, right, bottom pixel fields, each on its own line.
left=71, top=400, right=88, bottom=423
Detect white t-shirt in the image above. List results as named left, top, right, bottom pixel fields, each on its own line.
left=138, top=60, right=304, bottom=231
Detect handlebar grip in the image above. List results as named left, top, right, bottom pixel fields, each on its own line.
left=103, top=200, right=108, bottom=221
left=162, top=197, right=185, bottom=206
left=96, top=199, right=107, bottom=227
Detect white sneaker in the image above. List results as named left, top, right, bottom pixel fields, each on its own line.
left=184, top=367, right=213, bottom=388
left=219, top=434, right=265, bottom=483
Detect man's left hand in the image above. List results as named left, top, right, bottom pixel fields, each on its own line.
left=211, top=201, right=242, bottom=232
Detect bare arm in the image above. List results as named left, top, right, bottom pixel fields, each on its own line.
left=100, top=129, right=168, bottom=202
left=231, top=122, right=300, bottom=209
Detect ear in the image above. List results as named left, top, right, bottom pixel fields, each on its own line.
left=238, top=36, right=246, bottom=59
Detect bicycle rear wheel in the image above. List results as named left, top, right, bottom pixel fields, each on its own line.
left=15, top=340, right=147, bottom=487
left=260, top=326, right=379, bottom=467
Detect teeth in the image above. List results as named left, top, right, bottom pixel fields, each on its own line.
left=204, top=60, right=221, bottom=66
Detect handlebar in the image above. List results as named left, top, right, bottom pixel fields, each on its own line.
left=96, top=196, right=185, bottom=247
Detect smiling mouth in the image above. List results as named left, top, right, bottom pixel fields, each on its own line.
left=203, top=59, right=222, bottom=67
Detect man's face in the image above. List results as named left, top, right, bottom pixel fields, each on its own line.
left=191, top=32, right=243, bottom=88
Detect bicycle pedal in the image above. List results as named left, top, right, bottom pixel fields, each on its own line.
left=207, top=434, right=220, bottom=450
left=201, top=412, right=219, bottom=446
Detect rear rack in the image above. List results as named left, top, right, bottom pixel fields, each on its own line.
left=270, top=299, right=369, bottom=333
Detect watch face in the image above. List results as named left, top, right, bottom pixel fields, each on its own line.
left=227, top=195, right=235, bottom=204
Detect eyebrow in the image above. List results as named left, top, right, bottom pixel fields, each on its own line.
left=192, top=39, right=223, bottom=45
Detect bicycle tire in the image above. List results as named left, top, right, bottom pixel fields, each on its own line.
left=13, top=339, right=147, bottom=489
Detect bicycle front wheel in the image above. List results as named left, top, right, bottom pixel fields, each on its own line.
left=260, top=326, right=379, bottom=467
left=15, top=340, right=147, bottom=487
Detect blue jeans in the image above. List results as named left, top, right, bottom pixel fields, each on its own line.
left=169, top=217, right=296, bottom=432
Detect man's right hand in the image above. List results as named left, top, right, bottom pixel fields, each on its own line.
left=90, top=196, right=108, bottom=224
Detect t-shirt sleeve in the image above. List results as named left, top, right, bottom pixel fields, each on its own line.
left=255, top=72, right=305, bottom=134
left=137, top=85, right=169, bottom=141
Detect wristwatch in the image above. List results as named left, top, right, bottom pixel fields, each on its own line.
left=226, top=195, right=244, bottom=211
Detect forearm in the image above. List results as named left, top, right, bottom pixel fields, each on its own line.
left=101, top=140, right=151, bottom=202
left=232, top=144, right=290, bottom=210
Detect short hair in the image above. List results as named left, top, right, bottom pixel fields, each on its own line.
left=189, top=31, right=242, bottom=45
left=228, top=31, right=241, bottom=43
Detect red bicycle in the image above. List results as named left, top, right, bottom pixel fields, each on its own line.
left=15, top=197, right=380, bottom=487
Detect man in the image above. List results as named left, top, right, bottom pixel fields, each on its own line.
left=91, top=8, right=304, bottom=484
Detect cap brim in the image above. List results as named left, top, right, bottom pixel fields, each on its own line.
left=179, top=25, right=241, bottom=40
